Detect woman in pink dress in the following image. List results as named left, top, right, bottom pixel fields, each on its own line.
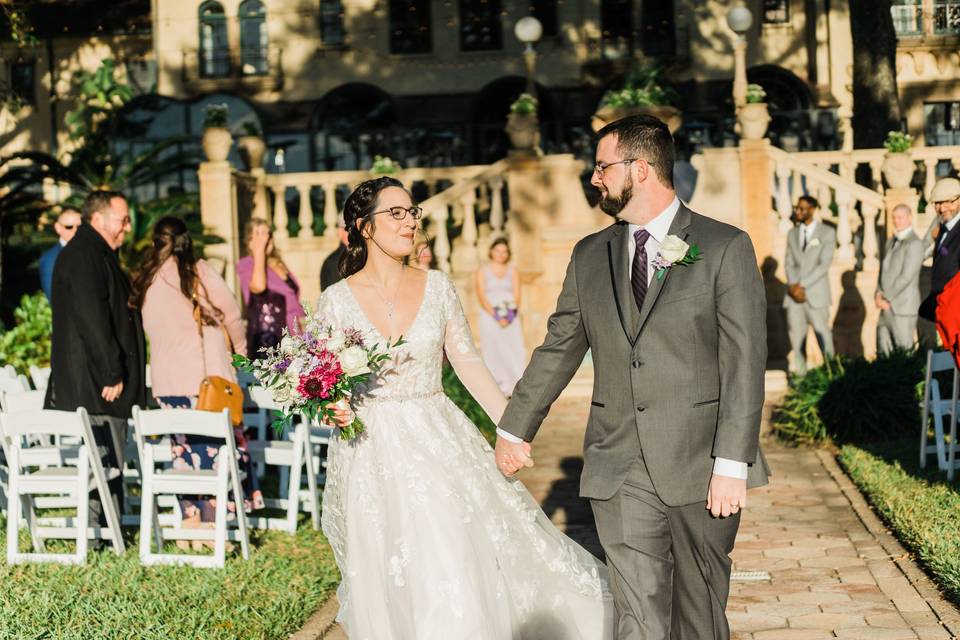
left=475, top=238, right=526, bottom=396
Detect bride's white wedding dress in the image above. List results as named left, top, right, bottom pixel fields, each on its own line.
left=319, top=270, right=613, bottom=640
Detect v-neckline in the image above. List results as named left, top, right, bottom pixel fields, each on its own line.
left=344, top=270, right=431, bottom=343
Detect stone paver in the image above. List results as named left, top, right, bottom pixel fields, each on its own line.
left=313, top=397, right=960, bottom=639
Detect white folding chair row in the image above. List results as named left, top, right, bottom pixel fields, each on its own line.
left=120, top=424, right=181, bottom=528
left=28, top=366, right=50, bottom=392
left=133, top=406, right=250, bottom=568
left=0, top=374, right=31, bottom=395
left=920, top=349, right=960, bottom=480
left=0, top=407, right=125, bottom=565
left=245, top=385, right=320, bottom=532
left=0, top=364, right=18, bottom=380
left=0, top=390, right=68, bottom=512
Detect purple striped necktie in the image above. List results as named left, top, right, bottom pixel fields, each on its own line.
left=632, top=228, right=650, bottom=312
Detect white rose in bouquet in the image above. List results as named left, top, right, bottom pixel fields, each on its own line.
left=285, top=357, right=305, bottom=387
left=339, top=345, right=371, bottom=376
left=326, top=329, right=347, bottom=353
left=280, top=335, right=297, bottom=356
left=659, top=235, right=690, bottom=263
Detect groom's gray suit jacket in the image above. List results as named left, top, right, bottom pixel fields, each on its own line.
left=499, top=205, right=769, bottom=507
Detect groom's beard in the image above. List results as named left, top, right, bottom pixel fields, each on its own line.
left=598, top=178, right=633, bottom=217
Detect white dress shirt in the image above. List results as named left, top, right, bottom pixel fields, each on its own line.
left=499, top=196, right=749, bottom=481
left=937, top=212, right=960, bottom=250
left=799, top=219, right=818, bottom=250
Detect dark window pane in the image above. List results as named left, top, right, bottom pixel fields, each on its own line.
left=10, top=62, right=35, bottom=104
left=601, top=0, right=634, bottom=59
left=239, top=0, right=268, bottom=75
left=390, top=0, right=432, bottom=54
left=762, top=0, right=789, bottom=24
left=459, top=0, right=503, bottom=51
left=527, top=0, right=558, bottom=37
left=890, top=1, right=923, bottom=35
left=933, top=0, right=960, bottom=35
left=199, top=1, right=229, bottom=77
left=641, top=0, right=675, bottom=56
left=320, top=0, right=346, bottom=46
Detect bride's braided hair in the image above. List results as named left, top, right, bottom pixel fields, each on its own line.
left=339, top=176, right=411, bottom=278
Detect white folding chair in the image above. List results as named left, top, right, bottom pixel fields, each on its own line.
left=920, top=350, right=960, bottom=479
left=245, top=386, right=320, bottom=532
left=1, top=407, right=125, bottom=565
left=133, top=406, right=250, bottom=568
left=28, top=366, right=50, bottom=392
left=120, top=421, right=181, bottom=528
left=0, top=374, right=32, bottom=395
left=0, top=364, right=18, bottom=380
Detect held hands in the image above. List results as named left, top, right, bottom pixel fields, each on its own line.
left=706, top=474, right=747, bottom=518
left=787, top=283, right=807, bottom=304
left=101, top=382, right=124, bottom=403
left=494, top=436, right=534, bottom=476
left=875, top=291, right=892, bottom=312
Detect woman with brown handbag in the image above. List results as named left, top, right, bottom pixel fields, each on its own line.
left=131, top=216, right=264, bottom=538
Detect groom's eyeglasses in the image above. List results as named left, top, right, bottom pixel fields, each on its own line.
left=593, top=159, right=637, bottom=177
left=373, top=206, right=424, bottom=221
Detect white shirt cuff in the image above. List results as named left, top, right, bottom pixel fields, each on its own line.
left=496, top=428, right=524, bottom=443
left=713, top=457, right=748, bottom=479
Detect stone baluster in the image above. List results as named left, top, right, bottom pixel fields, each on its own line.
left=425, top=180, right=439, bottom=198
left=323, top=183, right=339, bottom=238
left=868, top=159, right=884, bottom=193
left=297, top=184, right=314, bottom=239
left=488, top=176, right=505, bottom=239
left=432, top=205, right=452, bottom=273
left=861, top=203, right=880, bottom=271
left=272, top=185, right=289, bottom=242
left=791, top=168, right=804, bottom=202
left=453, top=190, right=479, bottom=272
left=924, top=158, right=938, bottom=202
left=775, top=161, right=793, bottom=232
left=835, top=187, right=853, bottom=262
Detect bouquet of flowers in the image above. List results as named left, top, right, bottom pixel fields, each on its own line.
left=233, top=314, right=402, bottom=441
left=492, top=301, right=518, bottom=325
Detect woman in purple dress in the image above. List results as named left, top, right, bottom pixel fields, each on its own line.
left=236, top=218, right=306, bottom=359
left=475, top=238, right=526, bottom=396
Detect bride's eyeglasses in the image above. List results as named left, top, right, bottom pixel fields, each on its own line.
left=372, top=206, right=423, bottom=221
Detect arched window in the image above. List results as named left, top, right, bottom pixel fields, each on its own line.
left=240, top=0, right=269, bottom=75
left=199, top=1, right=229, bottom=77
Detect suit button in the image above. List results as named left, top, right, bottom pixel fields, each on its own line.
left=631, top=359, right=642, bottom=368
left=636, top=405, right=646, bottom=412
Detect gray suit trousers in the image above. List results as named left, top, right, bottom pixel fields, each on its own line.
left=786, top=303, right=834, bottom=374
left=877, top=310, right=917, bottom=353
left=591, top=453, right=740, bottom=640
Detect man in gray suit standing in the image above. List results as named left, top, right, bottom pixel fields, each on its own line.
left=784, top=195, right=836, bottom=374
left=494, top=115, right=768, bottom=639
left=876, top=204, right=923, bottom=353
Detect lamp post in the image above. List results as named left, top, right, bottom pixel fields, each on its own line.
left=726, top=5, right=753, bottom=113
left=514, top=16, right=543, bottom=97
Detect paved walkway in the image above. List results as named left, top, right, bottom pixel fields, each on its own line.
left=305, top=397, right=960, bottom=639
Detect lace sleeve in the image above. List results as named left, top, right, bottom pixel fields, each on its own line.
left=440, top=273, right=508, bottom=424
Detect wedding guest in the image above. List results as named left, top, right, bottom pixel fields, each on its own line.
left=920, top=177, right=960, bottom=322
left=320, top=215, right=348, bottom=291
left=130, top=216, right=262, bottom=534
left=411, top=239, right=437, bottom=270
left=236, top=218, right=306, bottom=359
left=45, top=190, right=146, bottom=533
left=876, top=204, right=922, bottom=353
left=475, top=238, right=525, bottom=396
left=784, top=195, right=836, bottom=375
left=38, top=206, right=81, bottom=300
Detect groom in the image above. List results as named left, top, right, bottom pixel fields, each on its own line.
left=495, top=114, right=768, bottom=639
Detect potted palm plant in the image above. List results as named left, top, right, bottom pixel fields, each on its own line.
left=505, top=93, right=541, bottom=152
left=236, top=120, right=266, bottom=171
left=591, top=65, right=682, bottom=133
left=881, top=131, right=915, bottom=190
left=201, top=103, right=232, bottom=162
left=738, top=83, right=772, bottom=140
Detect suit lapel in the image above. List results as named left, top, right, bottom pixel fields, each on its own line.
left=634, top=205, right=693, bottom=338
left=607, top=222, right=637, bottom=344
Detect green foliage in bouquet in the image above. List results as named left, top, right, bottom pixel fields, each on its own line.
left=0, top=292, right=52, bottom=374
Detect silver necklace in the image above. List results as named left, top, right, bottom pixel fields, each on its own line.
left=367, top=265, right=405, bottom=320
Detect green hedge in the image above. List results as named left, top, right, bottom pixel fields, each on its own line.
left=839, top=444, right=960, bottom=602
left=773, top=349, right=925, bottom=445
left=0, top=291, right=52, bottom=375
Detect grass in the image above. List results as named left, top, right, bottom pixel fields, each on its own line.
left=0, top=512, right=339, bottom=639
left=443, top=363, right=498, bottom=445
left=838, top=440, right=960, bottom=602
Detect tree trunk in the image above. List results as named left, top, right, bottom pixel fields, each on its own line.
left=849, top=0, right=901, bottom=149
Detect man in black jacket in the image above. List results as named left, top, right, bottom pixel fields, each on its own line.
left=920, top=177, right=960, bottom=322
left=45, top=190, right=146, bottom=531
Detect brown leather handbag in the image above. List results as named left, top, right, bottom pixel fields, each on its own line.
left=193, top=287, right=244, bottom=426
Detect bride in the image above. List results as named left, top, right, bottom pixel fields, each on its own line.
left=319, top=177, right=613, bottom=639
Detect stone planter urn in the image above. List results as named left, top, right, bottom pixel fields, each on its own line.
left=881, top=151, right=915, bottom=189
left=237, top=135, right=266, bottom=171
left=505, top=112, right=541, bottom=153
left=737, top=103, right=772, bottom=140
left=202, top=127, right=232, bottom=162
left=591, top=105, right=682, bottom=134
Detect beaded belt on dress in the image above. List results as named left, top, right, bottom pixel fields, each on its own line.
left=357, top=389, right=444, bottom=405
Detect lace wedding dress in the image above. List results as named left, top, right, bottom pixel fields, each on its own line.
left=318, top=270, right=613, bottom=640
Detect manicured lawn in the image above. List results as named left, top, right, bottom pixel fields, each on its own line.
left=0, top=518, right=340, bottom=639
left=838, top=440, right=960, bottom=603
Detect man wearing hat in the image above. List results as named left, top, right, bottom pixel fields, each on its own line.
left=920, top=177, right=960, bottom=322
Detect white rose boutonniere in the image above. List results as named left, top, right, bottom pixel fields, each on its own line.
left=651, top=234, right=703, bottom=280
left=808, top=237, right=821, bottom=248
